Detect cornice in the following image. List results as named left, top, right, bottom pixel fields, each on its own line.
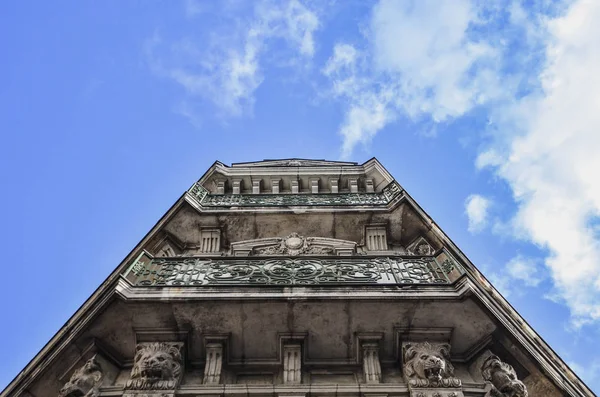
left=184, top=180, right=404, bottom=212
left=196, top=158, right=396, bottom=189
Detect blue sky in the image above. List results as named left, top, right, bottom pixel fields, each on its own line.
left=1, top=0, right=599, bottom=393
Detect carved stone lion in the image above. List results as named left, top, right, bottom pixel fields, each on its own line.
left=58, top=355, right=103, bottom=397
left=481, top=355, right=528, bottom=397
left=403, top=342, right=456, bottom=385
left=126, top=342, right=183, bottom=390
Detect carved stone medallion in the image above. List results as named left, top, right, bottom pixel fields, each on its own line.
left=481, top=355, right=528, bottom=397
left=58, top=355, right=103, bottom=397
left=407, top=237, right=435, bottom=256
left=253, top=233, right=335, bottom=256
left=125, top=342, right=184, bottom=391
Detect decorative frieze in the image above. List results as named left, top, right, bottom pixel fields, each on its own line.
left=58, top=355, right=103, bottom=397
left=203, top=343, right=223, bottom=385
left=362, top=343, right=382, bottom=384
left=481, top=355, right=528, bottom=397
left=187, top=181, right=403, bottom=208
left=283, top=344, right=302, bottom=384
left=125, top=342, right=184, bottom=391
left=230, top=234, right=357, bottom=257
left=253, top=233, right=334, bottom=256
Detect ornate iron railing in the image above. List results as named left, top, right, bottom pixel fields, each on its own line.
left=187, top=181, right=402, bottom=207
left=125, top=255, right=457, bottom=287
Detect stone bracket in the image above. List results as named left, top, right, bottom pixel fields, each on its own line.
left=357, top=333, right=383, bottom=384
left=282, top=344, right=302, bottom=384
left=204, top=343, right=224, bottom=384
left=203, top=334, right=229, bottom=385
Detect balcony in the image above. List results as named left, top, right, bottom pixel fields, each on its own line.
left=124, top=254, right=461, bottom=287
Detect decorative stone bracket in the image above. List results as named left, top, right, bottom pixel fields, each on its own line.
left=402, top=341, right=463, bottom=397
left=481, top=355, right=528, bottom=397
left=282, top=344, right=302, bottom=384
left=362, top=343, right=382, bottom=384
left=125, top=342, right=184, bottom=392
left=58, top=355, right=104, bottom=397
left=203, top=342, right=224, bottom=385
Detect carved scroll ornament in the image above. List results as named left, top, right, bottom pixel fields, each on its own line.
left=126, top=342, right=184, bottom=391
left=58, top=355, right=103, bottom=397
left=481, top=355, right=528, bottom=397
left=254, top=233, right=334, bottom=256
left=403, top=342, right=461, bottom=388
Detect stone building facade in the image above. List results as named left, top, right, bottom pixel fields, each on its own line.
left=2, top=158, right=594, bottom=397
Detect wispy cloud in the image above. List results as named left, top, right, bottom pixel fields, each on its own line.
left=506, top=255, right=544, bottom=287
left=323, top=0, right=600, bottom=326
left=465, top=194, right=492, bottom=233
left=147, top=0, right=321, bottom=123
left=322, top=0, right=502, bottom=158
left=476, top=0, right=600, bottom=327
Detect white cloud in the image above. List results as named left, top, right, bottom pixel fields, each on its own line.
left=322, top=0, right=502, bottom=157
left=370, top=0, right=500, bottom=121
left=465, top=194, right=492, bottom=233
left=476, top=0, right=600, bottom=326
left=148, top=0, right=320, bottom=121
left=323, top=0, right=600, bottom=326
left=506, top=255, right=543, bottom=287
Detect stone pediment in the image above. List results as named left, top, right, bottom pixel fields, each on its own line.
left=230, top=233, right=356, bottom=256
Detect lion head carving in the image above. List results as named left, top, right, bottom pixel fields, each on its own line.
left=482, top=356, right=528, bottom=397
left=126, top=342, right=183, bottom=390
left=58, top=355, right=102, bottom=397
left=403, top=342, right=454, bottom=383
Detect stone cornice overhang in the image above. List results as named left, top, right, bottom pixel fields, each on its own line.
left=183, top=181, right=404, bottom=213
left=197, top=158, right=396, bottom=187
left=2, top=182, right=595, bottom=397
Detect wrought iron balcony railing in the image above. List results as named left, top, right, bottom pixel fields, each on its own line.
left=124, top=254, right=460, bottom=287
